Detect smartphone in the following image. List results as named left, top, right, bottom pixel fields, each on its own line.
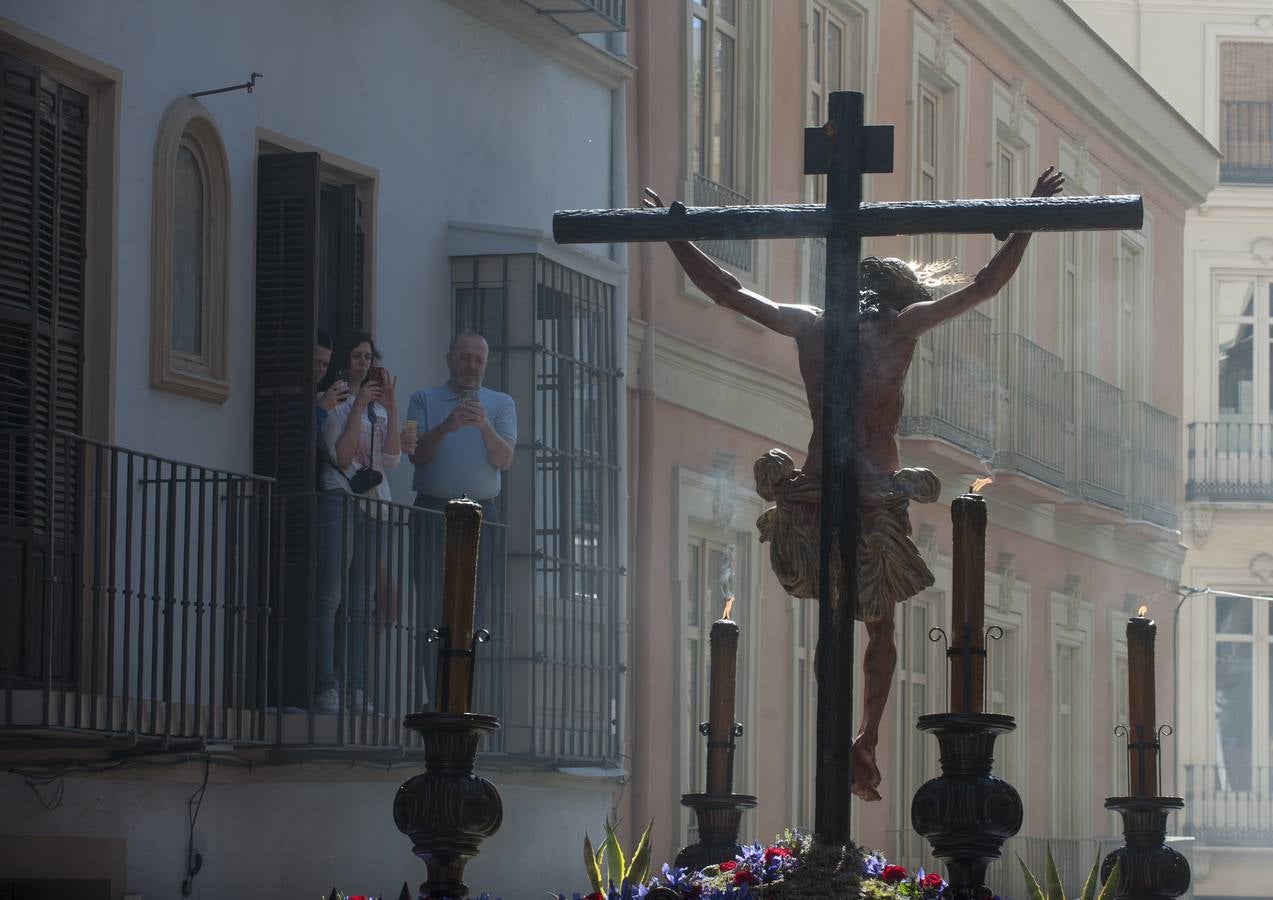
left=336, top=369, right=352, bottom=385
left=367, top=365, right=386, bottom=387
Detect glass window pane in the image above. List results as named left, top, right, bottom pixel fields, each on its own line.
left=716, top=0, right=735, bottom=25
left=912, top=604, right=928, bottom=675
left=1217, top=279, right=1255, bottom=319
left=1268, top=325, right=1272, bottom=415
left=692, top=19, right=706, bottom=176
left=172, top=144, right=204, bottom=355
left=709, top=547, right=726, bottom=613
left=812, top=9, right=822, bottom=83
left=810, top=91, right=821, bottom=125
left=1215, top=641, right=1252, bottom=791
left=921, top=93, right=936, bottom=166
left=687, top=543, right=701, bottom=626
left=714, top=32, right=736, bottom=187
left=1215, top=595, right=1253, bottom=634
left=1217, top=320, right=1254, bottom=415
left=827, top=21, right=843, bottom=92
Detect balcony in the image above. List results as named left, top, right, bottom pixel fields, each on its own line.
left=1220, top=100, right=1273, bottom=186
left=0, top=430, right=623, bottom=767
left=899, top=308, right=994, bottom=459
left=519, top=0, right=626, bottom=32
left=1187, top=421, right=1273, bottom=502
left=1125, top=402, right=1178, bottom=529
left=693, top=173, right=754, bottom=276
left=1183, top=764, right=1273, bottom=847
left=1067, top=371, right=1127, bottom=512
left=990, top=333, right=1068, bottom=489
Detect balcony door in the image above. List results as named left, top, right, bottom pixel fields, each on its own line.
left=1214, top=276, right=1273, bottom=474
left=1212, top=594, right=1273, bottom=791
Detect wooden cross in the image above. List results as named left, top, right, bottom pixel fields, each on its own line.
left=553, top=91, right=1141, bottom=846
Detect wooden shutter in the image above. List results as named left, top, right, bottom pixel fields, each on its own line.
left=334, top=182, right=365, bottom=335
left=253, top=152, right=320, bottom=706
left=253, top=152, right=319, bottom=490
left=0, top=52, right=88, bottom=684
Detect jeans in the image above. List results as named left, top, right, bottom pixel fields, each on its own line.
left=315, top=493, right=385, bottom=694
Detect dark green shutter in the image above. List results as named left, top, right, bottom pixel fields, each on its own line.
left=0, top=52, right=88, bottom=684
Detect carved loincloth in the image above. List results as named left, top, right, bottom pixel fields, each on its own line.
left=754, top=449, right=940, bottom=623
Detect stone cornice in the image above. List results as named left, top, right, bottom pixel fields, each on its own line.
left=948, top=0, right=1218, bottom=207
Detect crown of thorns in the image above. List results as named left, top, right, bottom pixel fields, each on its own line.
left=860, top=256, right=971, bottom=302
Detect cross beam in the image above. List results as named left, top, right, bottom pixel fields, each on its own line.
left=552, top=195, right=1143, bottom=244
left=552, top=90, right=1143, bottom=848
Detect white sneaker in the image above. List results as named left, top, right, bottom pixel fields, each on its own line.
left=352, top=689, right=375, bottom=714
left=314, top=688, right=339, bottom=714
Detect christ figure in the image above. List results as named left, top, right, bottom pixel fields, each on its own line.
left=645, top=166, right=1065, bottom=801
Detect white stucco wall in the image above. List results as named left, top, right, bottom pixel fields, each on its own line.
left=3, top=0, right=615, bottom=497
left=0, top=767, right=616, bottom=898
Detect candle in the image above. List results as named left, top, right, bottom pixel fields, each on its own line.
left=439, top=498, right=483, bottom=713
left=705, top=596, right=740, bottom=795
left=950, top=487, right=988, bottom=713
left=1127, top=606, right=1158, bottom=796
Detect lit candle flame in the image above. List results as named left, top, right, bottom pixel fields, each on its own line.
left=971, top=476, right=993, bottom=493
left=1137, top=605, right=1148, bottom=617
left=722, top=595, right=735, bottom=620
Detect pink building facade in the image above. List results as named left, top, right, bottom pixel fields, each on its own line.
left=621, top=0, right=1215, bottom=880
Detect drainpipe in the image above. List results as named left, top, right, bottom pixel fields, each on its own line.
left=606, top=26, right=633, bottom=833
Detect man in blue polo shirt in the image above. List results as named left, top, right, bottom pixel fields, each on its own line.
left=408, top=331, right=515, bottom=687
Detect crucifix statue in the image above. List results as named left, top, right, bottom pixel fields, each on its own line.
left=553, top=90, right=1141, bottom=846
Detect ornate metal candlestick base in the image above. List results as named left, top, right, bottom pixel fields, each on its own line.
left=674, top=792, right=758, bottom=871
left=394, top=712, right=503, bottom=900
left=1100, top=796, right=1190, bottom=900
left=910, top=713, right=1023, bottom=900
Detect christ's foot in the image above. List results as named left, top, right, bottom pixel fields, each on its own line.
left=851, top=734, right=883, bottom=801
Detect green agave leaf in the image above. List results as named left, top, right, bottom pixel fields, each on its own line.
left=601, top=819, right=625, bottom=887
left=625, top=819, right=654, bottom=885
left=1044, top=846, right=1064, bottom=900
left=583, top=832, right=604, bottom=895
left=1079, top=844, right=1103, bottom=900
left=1096, top=861, right=1120, bottom=900
left=1016, top=854, right=1047, bottom=900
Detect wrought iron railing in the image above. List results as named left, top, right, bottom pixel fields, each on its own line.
left=1183, top=764, right=1273, bottom=847
left=0, top=428, right=626, bottom=766
left=1187, top=421, right=1273, bottom=502
left=1067, top=372, right=1126, bottom=511
left=693, top=173, right=754, bottom=275
left=990, top=334, right=1067, bottom=489
left=1220, top=99, right=1273, bottom=185
left=582, top=0, right=626, bottom=29
left=1124, top=401, right=1178, bottom=528
left=0, top=429, right=273, bottom=747
left=900, top=309, right=994, bottom=459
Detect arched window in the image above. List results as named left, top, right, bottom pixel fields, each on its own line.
left=151, top=97, right=230, bottom=402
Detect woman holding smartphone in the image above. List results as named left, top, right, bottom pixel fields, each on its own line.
left=314, top=331, right=417, bottom=714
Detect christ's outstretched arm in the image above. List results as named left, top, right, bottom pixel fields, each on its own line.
left=894, top=166, right=1066, bottom=338
left=643, top=188, right=820, bottom=339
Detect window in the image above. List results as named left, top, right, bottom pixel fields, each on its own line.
left=688, top=0, right=762, bottom=275
left=989, top=80, right=1036, bottom=334
left=791, top=594, right=816, bottom=830
left=1050, top=594, right=1093, bottom=837
left=1117, top=233, right=1147, bottom=400
left=1213, top=594, right=1273, bottom=791
left=1219, top=41, right=1273, bottom=185
left=1109, top=610, right=1130, bottom=804
left=451, top=251, right=623, bottom=764
left=894, top=591, right=941, bottom=867
left=151, top=97, right=230, bottom=402
left=1057, top=141, right=1098, bottom=372
left=683, top=537, right=752, bottom=843
left=1215, top=274, right=1273, bottom=423
left=912, top=11, right=966, bottom=267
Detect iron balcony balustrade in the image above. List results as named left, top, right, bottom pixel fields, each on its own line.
left=1186, top=421, right=1273, bottom=503
left=0, top=430, right=624, bottom=767
left=1183, top=763, right=1273, bottom=848
left=693, top=173, right=755, bottom=276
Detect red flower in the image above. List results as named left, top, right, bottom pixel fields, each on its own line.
left=585, top=894, right=605, bottom=900
left=720, top=861, right=737, bottom=872
left=881, top=865, right=908, bottom=884
left=922, top=872, right=945, bottom=890
left=732, top=866, right=759, bottom=886
left=764, top=846, right=793, bottom=864
left=348, top=896, right=367, bottom=900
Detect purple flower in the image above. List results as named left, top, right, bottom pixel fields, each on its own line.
left=862, top=854, right=885, bottom=878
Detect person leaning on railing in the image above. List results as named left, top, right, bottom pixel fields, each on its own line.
left=315, top=331, right=418, bottom=715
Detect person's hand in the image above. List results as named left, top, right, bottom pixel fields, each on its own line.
left=319, top=380, right=349, bottom=411
left=1031, top=166, right=1065, bottom=198
left=399, top=425, right=418, bottom=455
left=457, top=398, right=488, bottom=429
left=381, top=372, right=398, bottom=410
left=354, top=379, right=382, bottom=410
